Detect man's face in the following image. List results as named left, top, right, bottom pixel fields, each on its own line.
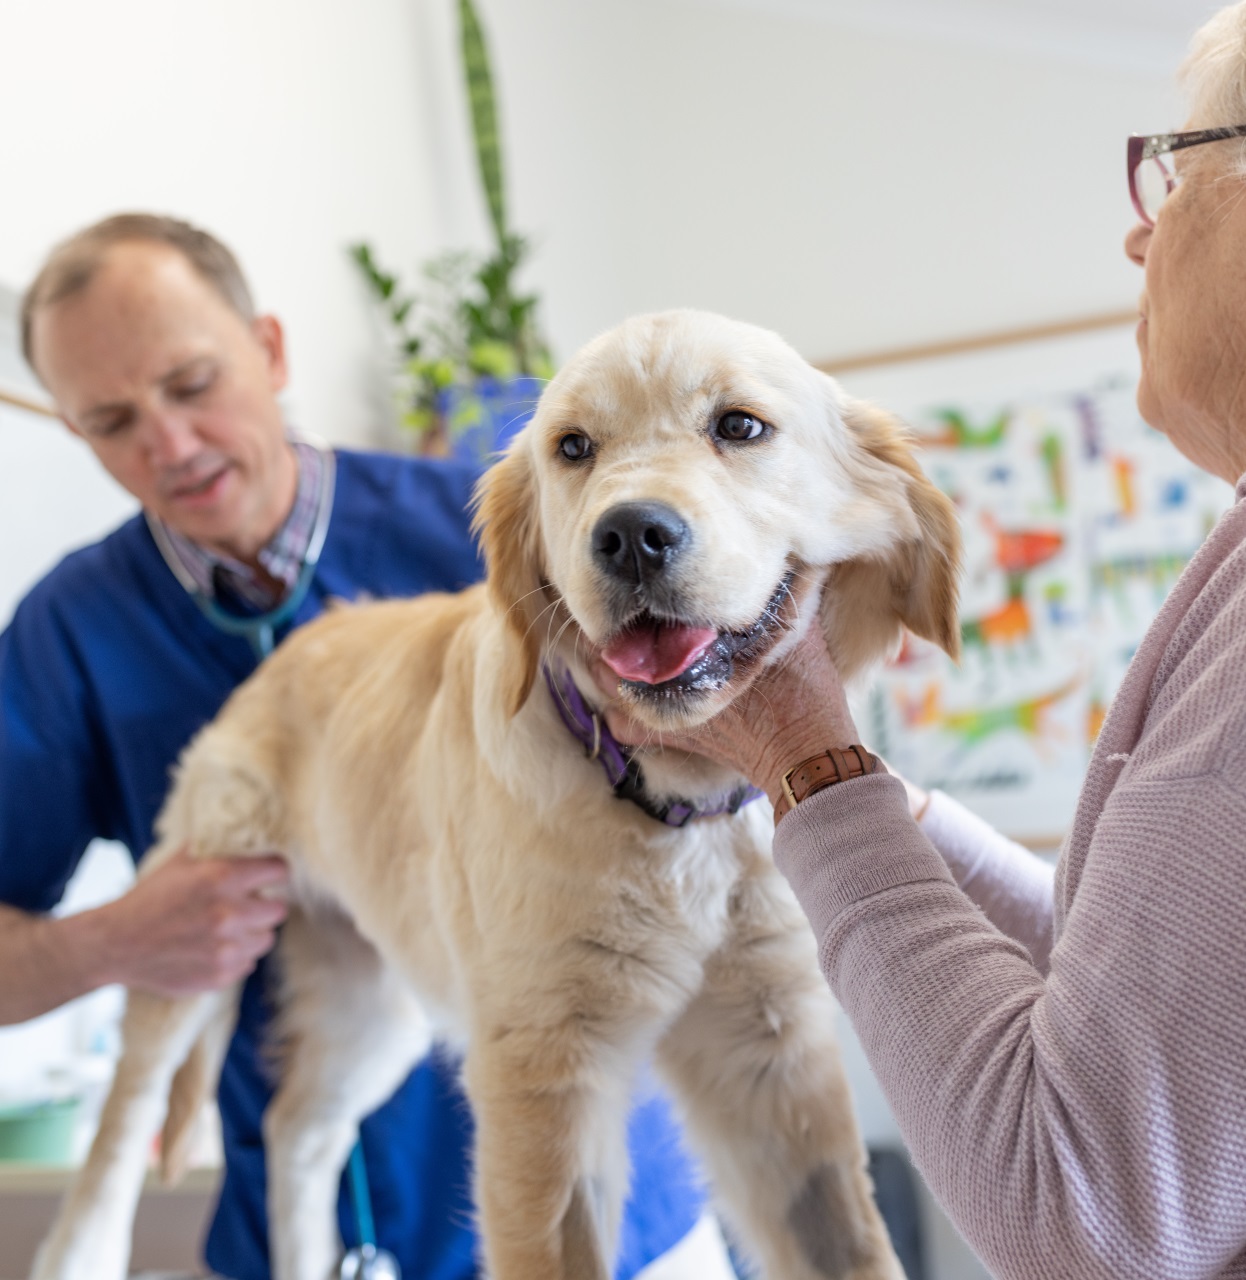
left=30, top=241, right=296, bottom=562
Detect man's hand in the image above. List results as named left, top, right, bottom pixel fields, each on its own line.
left=97, top=848, right=290, bottom=996
left=0, top=849, right=290, bottom=1026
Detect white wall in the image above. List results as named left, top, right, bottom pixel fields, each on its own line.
left=442, top=0, right=1184, bottom=370
left=0, top=0, right=1192, bottom=443
left=0, top=0, right=442, bottom=447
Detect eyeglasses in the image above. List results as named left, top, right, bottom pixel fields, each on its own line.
left=1128, top=126, right=1246, bottom=226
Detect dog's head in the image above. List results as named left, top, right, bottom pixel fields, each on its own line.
left=474, top=310, right=960, bottom=725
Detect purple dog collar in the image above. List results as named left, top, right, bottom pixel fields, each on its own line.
left=543, top=664, right=764, bottom=828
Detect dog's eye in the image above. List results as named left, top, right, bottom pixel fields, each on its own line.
left=558, top=432, right=593, bottom=461
left=715, top=411, right=767, bottom=443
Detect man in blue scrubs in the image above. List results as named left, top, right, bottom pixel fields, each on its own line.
left=0, top=215, right=731, bottom=1279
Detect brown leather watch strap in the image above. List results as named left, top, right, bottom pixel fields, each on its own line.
left=776, top=745, right=884, bottom=819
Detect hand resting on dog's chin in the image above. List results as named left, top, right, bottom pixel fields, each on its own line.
left=600, top=627, right=934, bottom=821
left=597, top=626, right=861, bottom=807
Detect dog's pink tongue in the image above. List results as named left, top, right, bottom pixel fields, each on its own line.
left=601, top=622, right=718, bottom=684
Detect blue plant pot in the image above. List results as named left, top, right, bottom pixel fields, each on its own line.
left=443, top=375, right=545, bottom=464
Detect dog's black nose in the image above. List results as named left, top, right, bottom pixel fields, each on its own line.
left=592, top=502, right=689, bottom=585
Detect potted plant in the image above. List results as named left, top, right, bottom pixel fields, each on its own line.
left=352, top=0, right=553, bottom=459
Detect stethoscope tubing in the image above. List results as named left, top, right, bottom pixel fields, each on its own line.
left=145, top=439, right=337, bottom=660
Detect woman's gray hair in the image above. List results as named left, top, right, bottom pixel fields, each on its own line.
left=1182, top=3, right=1246, bottom=158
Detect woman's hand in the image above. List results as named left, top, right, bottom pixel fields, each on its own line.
left=601, top=625, right=935, bottom=820
left=599, top=625, right=861, bottom=807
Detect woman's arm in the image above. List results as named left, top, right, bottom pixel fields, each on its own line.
left=779, top=771, right=1246, bottom=1279
left=916, top=789, right=1056, bottom=971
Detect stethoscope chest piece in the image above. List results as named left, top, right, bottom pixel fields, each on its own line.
left=339, top=1242, right=401, bottom=1280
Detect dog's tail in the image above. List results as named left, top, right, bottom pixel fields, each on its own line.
left=159, top=986, right=240, bottom=1186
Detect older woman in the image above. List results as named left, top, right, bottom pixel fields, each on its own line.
left=608, top=6, right=1246, bottom=1277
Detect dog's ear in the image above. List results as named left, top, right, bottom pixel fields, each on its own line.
left=471, top=437, right=546, bottom=715
left=822, top=397, right=962, bottom=679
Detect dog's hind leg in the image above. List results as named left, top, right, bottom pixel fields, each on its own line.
left=30, top=986, right=234, bottom=1280
left=262, top=907, right=434, bottom=1280
left=160, top=987, right=237, bottom=1184
left=656, top=861, right=903, bottom=1280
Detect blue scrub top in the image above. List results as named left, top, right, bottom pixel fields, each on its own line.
left=0, top=448, right=703, bottom=1280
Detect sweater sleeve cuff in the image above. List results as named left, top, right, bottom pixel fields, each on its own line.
left=773, top=772, right=956, bottom=933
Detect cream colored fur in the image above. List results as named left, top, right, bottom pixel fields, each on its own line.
left=31, top=310, right=960, bottom=1280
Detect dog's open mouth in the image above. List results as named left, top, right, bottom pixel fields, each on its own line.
left=600, top=573, right=794, bottom=699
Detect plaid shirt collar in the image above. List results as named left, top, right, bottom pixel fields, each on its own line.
left=158, top=439, right=327, bottom=612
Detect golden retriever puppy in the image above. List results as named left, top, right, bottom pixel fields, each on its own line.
left=32, top=310, right=960, bottom=1280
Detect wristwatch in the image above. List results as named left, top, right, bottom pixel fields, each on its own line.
left=775, top=744, right=885, bottom=819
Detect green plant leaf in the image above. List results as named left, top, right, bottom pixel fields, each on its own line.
left=402, top=406, right=437, bottom=435
left=468, top=339, right=519, bottom=379
left=349, top=34, right=560, bottom=403
left=447, top=393, right=486, bottom=437
left=459, top=0, right=507, bottom=251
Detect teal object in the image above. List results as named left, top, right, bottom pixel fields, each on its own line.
left=339, top=1141, right=401, bottom=1279
left=0, top=1099, right=79, bottom=1164
left=145, top=442, right=336, bottom=661
left=166, top=549, right=319, bottom=660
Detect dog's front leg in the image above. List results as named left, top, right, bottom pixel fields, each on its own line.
left=464, top=1001, right=646, bottom=1280
left=657, top=860, right=904, bottom=1280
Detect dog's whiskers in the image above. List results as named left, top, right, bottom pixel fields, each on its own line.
left=519, top=597, right=563, bottom=652
left=544, top=600, right=581, bottom=665
left=549, top=615, right=578, bottom=655
left=511, top=582, right=555, bottom=611
left=776, top=579, right=802, bottom=632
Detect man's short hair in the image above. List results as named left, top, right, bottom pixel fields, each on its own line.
left=21, top=213, right=256, bottom=373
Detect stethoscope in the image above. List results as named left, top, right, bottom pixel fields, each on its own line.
left=340, top=1143, right=401, bottom=1279
left=148, top=440, right=401, bottom=1279
left=146, top=440, right=336, bottom=661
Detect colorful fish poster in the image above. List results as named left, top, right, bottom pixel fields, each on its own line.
left=838, top=327, right=1232, bottom=844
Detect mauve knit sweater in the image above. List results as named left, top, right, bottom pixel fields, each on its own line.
left=774, top=475, right=1246, bottom=1279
